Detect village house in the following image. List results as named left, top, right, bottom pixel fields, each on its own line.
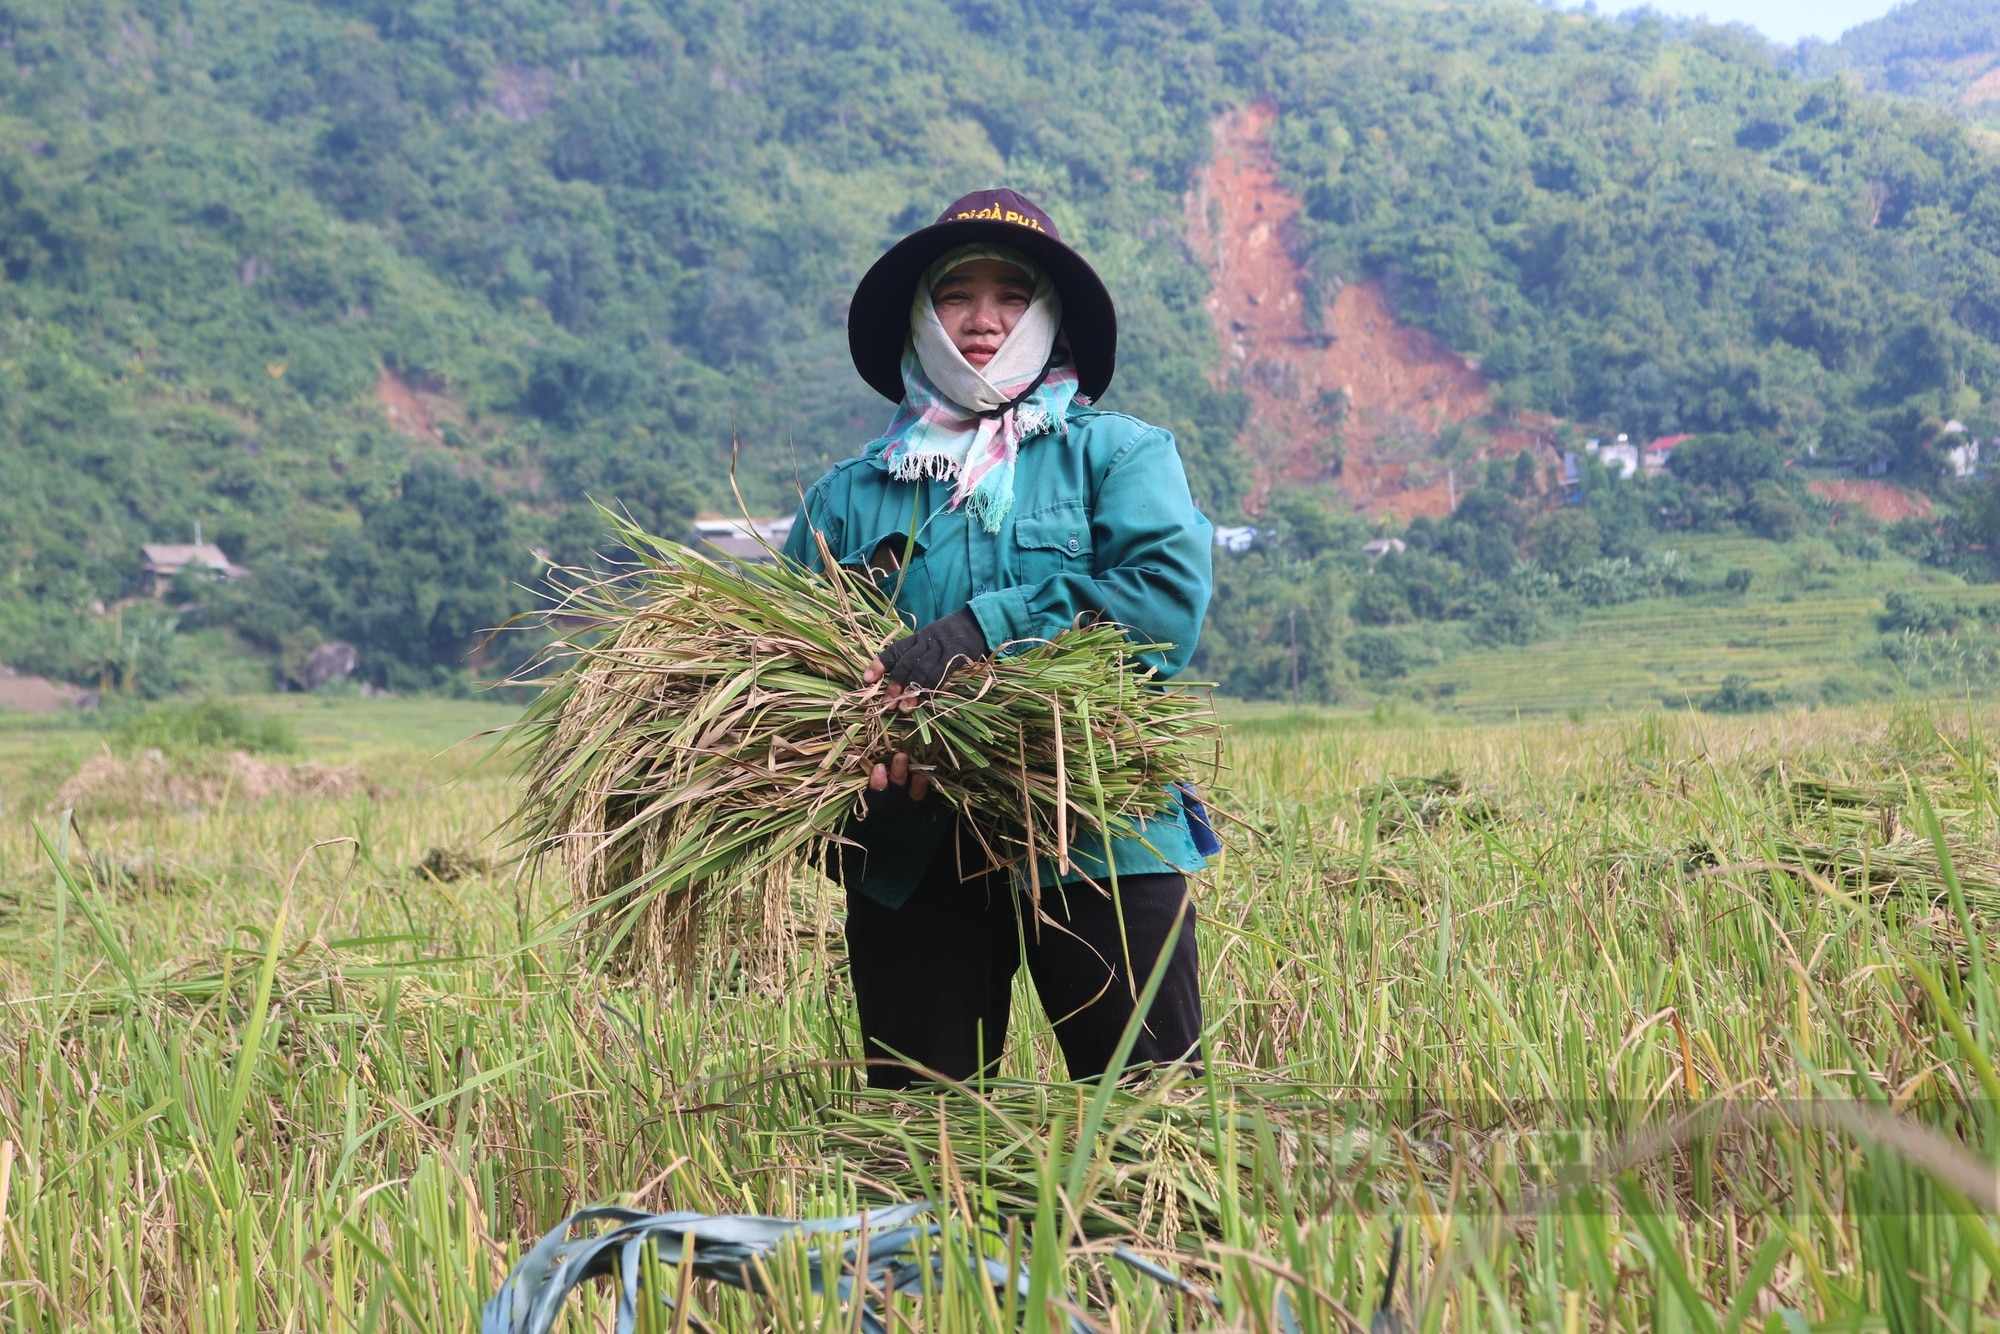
left=1942, top=421, right=1982, bottom=480
left=1563, top=433, right=1682, bottom=496
left=1212, top=525, right=1257, bottom=553
left=140, top=541, right=249, bottom=597
left=1560, top=445, right=1586, bottom=492
left=690, top=514, right=795, bottom=563
left=1598, top=433, right=1639, bottom=479
left=1643, top=434, right=1690, bottom=476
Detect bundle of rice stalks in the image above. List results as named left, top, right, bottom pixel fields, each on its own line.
left=1356, top=771, right=1500, bottom=838
left=1778, top=773, right=1905, bottom=841
left=1759, top=834, right=2000, bottom=913
left=512, top=515, right=1218, bottom=976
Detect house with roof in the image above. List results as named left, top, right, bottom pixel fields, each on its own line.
left=1598, top=434, right=1639, bottom=479
left=1213, top=525, right=1257, bottom=553
left=140, top=542, right=249, bottom=597
left=690, top=513, right=796, bottom=563
left=1941, top=421, right=1982, bottom=480
left=1643, top=434, right=1690, bottom=476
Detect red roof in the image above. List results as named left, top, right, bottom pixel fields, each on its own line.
left=1645, top=434, right=1692, bottom=454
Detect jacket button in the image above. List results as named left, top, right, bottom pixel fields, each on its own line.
left=1067, top=537, right=1079, bottom=552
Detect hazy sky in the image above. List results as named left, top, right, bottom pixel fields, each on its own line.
left=1595, top=0, right=1906, bottom=44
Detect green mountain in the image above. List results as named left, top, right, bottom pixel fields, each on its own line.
left=1796, top=0, right=2000, bottom=118
left=0, top=0, right=1996, bottom=700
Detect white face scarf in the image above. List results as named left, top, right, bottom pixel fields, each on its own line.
left=875, top=244, right=1081, bottom=533
left=908, top=245, right=1062, bottom=412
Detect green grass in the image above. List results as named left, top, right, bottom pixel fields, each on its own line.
left=2, top=695, right=2000, bottom=1331
left=248, top=694, right=527, bottom=760
left=1399, top=534, right=1988, bottom=718
left=107, top=697, right=300, bottom=757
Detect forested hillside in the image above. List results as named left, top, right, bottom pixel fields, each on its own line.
left=2, top=0, right=1998, bottom=697
left=1796, top=0, right=2000, bottom=116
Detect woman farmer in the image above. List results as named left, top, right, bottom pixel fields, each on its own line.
left=782, top=188, right=1216, bottom=1090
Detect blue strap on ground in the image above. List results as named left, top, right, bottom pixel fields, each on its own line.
left=481, top=1201, right=1095, bottom=1334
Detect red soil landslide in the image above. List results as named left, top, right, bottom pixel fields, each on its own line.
left=1186, top=103, right=1548, bottom=516
left=374, top=368, right=467, bottom=444
left=1808, top=479, right=1933, bottom=523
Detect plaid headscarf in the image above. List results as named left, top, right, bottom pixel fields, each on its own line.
left=874, top=244, right=1081, bottom=533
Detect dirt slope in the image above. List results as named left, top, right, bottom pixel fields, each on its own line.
left=0, top=665, right=85, bottom=713
left=374, top=368, right=463, bottom=443
left=1186, top=103, right=1548, bottom=516
left=1808, top=478, right=1933, bottom=523
left=1964, top=64, right=2000, bottom=107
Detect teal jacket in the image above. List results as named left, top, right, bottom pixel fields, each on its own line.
left=783, top=404, right=1214, bottom=909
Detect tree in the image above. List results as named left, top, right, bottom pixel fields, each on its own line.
left=1267, top=490, right=1354, bottom=560
left=1746, top=481, right=1806, bottom=541
left=1525, top=510, right=1603, bottom=576
left=1955, top=474, right=2000, bottom=576
left=327, top=459, right=536, bottom=687
left=1668, top=434, right=1783, bottom=489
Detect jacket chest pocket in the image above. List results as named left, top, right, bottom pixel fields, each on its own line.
left=1011, top=504, right=1093, bottom=585
left=839, top=532, right=933, bottom=624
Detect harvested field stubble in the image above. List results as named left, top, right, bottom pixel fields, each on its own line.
left=54, top=748, right=379, bottom=814
left=1, top=701, right=1999, bottom=1331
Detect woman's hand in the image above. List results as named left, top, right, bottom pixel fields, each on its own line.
left=865, top=748, right=930, bottom=809
left=864, top=608, right=989, bottom=712
left=858, top=609, right=987, bottom=812
left=859, top=680, right=928, bottom=812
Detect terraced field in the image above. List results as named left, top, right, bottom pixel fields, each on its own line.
left=1401, top=534, right=1992, bottom=717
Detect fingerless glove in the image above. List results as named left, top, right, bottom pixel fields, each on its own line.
left=876, top=608, right=990, bottom=691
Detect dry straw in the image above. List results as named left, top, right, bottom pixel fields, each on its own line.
left=510, top=513, right=1218, bottom=978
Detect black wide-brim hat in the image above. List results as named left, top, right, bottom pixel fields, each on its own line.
left=848, top=188, right=1117, bottom=403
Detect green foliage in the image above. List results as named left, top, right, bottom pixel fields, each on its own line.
left=1746, top=481, right=1807, bottom=541
left=202, top=459, right=542, bottom=689
left=1345, top=628, right=1410, bottom=679
left=1877, top=588, right=2000, bottom=690
left=1273, top=8, right=2000, bottom=456
left=1700, top=672, right=1777, bottom=712
left=73, top=605, right=198, bottom=700
left=328, top=460, right=538, bottom=689
left=1880, top=589, right=2000, bottom=634
left=0, top=0, right=1995, bottom=690
left=0, top=0, right=1245, bottom=686
left=1797, top=0, right=2000, bottom=115
left=1525, top=510, right=1603, bottom=577
left=1649, top=433, right=1820, bottom=537
left=1952, top=473, right=2000, bottom=576
left=1883, top=625, right=2000, bottom=687
left=109, top=696, right=298, bottom=756
left=1669, top=435, right=1786, bottom=489
left=1265, top=488, right=1348, bottom=559
left=1197, top=550, right=1357, bottom=703
left=1569, top=550, right=1693, bottom=605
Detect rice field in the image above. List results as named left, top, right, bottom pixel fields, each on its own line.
left=1398, top=535, right=1975, bottom=718
left=2, top=695, right=1999, bottom=1331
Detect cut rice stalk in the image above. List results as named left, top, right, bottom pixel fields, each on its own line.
left=510, top=512, right=1219, bottom=979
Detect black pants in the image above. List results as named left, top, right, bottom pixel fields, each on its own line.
left=843, top=838, right=1203, bottom=1089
